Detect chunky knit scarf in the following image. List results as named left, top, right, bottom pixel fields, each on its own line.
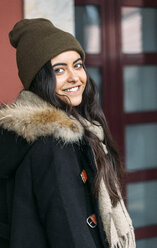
left=82, top=119, right=136, bottom=248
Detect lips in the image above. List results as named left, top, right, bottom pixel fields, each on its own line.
left=63, top=85, right=81, bottom=93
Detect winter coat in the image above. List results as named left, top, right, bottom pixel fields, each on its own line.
left=0, top=91, right=109, bottom=248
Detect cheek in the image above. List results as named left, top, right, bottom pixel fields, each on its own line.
left=82, top=71, right=87, bottom=87
left=55, top=78, right=63, bottom=94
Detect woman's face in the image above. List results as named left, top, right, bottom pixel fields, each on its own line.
left=51, top=50, right=87, bottom=106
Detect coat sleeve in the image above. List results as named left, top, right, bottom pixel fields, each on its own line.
left=30, top=138, right=98, bottom=248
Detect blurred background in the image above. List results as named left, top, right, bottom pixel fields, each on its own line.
left=0, top=0, right=157, bottom=247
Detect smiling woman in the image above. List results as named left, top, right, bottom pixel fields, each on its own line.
left=52, top=50, right=87, bottom=106
left=0, top=18, right=135, bottom=248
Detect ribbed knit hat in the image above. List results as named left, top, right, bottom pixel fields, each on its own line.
left=9, top=18, right=85, bottom=89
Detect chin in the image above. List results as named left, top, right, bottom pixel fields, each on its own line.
left=59, top=95, right=83, bottom=107
left=70, top=101, right=82, bottom=107
left=70, top=97, right=82, bottom=106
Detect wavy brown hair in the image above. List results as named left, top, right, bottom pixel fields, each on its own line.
left=29, top=60, right=123, bottom=206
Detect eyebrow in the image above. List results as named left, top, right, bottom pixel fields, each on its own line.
left=52, top=58, right=82, bottom=68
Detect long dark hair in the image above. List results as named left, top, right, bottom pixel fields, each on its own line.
left=29, top=60, right=123, bottom=206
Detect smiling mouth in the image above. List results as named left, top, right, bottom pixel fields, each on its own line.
left=63, top=85, right=81, bottom=93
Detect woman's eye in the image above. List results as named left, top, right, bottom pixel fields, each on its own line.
left=74, top=63, right=83, bottom=69
left=54, top=68, right=64, bottom=74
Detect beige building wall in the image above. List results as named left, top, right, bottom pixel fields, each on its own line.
left=24, top=0, right=75, bottom=35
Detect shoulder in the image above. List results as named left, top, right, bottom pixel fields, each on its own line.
left=30, top=136, right=83, bottom=166
left=30, top=136, right=78, bottom=159
left=26, top=136, right=83, bottom=183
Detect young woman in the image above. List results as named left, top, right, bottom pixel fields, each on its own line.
left=0, top=18, right=135, bottom=248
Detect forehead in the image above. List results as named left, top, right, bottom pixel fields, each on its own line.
left=51, top=50, right=81, bottom=64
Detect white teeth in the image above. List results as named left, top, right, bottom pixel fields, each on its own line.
left=65, top=86, right=79, bottom=92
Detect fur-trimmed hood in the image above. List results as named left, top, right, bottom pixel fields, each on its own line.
left=0, top=91, right=104, bottom=143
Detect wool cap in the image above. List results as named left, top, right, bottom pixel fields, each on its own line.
left=9, top=18, right=85, bottom=89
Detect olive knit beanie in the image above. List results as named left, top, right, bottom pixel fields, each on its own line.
left=9, top=18, right=85, bottom=89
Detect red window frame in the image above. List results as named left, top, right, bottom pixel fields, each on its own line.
left=75, top=0, right=157, bottom=242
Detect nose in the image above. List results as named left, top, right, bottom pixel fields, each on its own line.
left=67, top=68, right=79, bottom=83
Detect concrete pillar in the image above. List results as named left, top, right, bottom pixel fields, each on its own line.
left=24, top=0, right=75, bottom=35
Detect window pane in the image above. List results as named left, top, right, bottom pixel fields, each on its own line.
left=125, top=124, right=157, bottom=171
left=137, top=237, right=157, bottom=248
left=75, top=6, right=101, bottom=53
left=123, top=66, right=157, bottom=112
left=122, top=7, right=157, bottom=53
left=87, top=67, right=102, bottom=105
left=127, top=181, right=157, bottom=228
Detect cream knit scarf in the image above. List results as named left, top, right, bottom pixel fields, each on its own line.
left=82, top=119, right=136, bottom=248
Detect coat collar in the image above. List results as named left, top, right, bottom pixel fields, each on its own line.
left=0, top=91, right=104, bottom=143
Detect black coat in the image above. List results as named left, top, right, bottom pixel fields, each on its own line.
left=0, top=91, right=109, bottom=248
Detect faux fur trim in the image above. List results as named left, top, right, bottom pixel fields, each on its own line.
left=0, top=91, right=84, bottom=143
